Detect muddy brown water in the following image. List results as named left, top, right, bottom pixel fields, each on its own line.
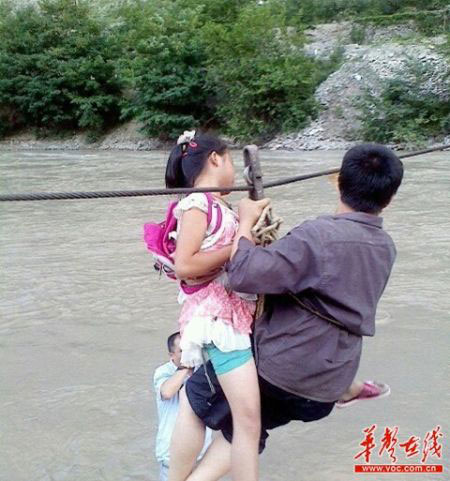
left=1, top=150, right=449, bottom=481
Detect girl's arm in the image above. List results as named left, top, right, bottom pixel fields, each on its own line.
left=175, top=208, right=231, bottom=280
left=231, top=218, right=254, bottom=259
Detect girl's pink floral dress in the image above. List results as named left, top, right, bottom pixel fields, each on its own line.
left=173, top=193, right=256, bottom=368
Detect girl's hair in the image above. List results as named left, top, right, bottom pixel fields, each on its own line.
left=165, top=134, right=228, bottom=188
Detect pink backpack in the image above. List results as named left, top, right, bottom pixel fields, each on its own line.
left=143, top=193, right=223, bottom=293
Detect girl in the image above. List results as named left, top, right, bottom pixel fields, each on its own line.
left=166, top=133, right=267, bottom=481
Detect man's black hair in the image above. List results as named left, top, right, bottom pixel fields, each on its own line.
left=338, top=144, right=404, bottom=214
left=167, top=331, right=180, bottom=353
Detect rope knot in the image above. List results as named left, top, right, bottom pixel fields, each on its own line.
left=251, top=204, right=283, bottom=246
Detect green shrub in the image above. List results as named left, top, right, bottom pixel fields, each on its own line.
left=285, top=0, right=450, bottom=25
left=0, top=0, right=123, bottom=136
left=357, top=62, right=450, bottom=145
left=178, top=0, right=253, bottom=24
left=350, top=24, right=367, bottom=44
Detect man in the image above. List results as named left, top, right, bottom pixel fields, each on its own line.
left=154, top=332, right=212, bottom=481
left=169, top=143, right=404, bottom=480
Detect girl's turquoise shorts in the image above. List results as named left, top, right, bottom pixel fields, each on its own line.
left=205, top=344, right=253, bottom=376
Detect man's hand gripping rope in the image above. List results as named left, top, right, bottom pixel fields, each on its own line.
left=251, top=205, right=283, bottom=246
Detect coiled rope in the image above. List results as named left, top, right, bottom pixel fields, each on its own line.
left=0, top=144, right=447, bottom=202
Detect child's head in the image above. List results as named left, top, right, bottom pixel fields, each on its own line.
left=165, top=133, right=234, bottom=189
left=338, top=144, right=404, bottom=214
left=167, top=331, right=182, bottom=367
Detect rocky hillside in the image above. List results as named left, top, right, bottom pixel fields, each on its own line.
left=266, top=22, right=450, bottom=150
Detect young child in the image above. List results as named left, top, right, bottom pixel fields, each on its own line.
left=165, top=133, right=266, bottom=481
left=154, top=332, right=212, bottom=481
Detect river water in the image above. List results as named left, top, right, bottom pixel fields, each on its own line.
left=1, top=149, right=449, bottom=481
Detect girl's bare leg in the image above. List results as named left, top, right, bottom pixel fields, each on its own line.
left=187, top=432, right=231, bottom=481
left=217, top=359, right=261, bottom=481
left=168, top=388, right=206, bottom=481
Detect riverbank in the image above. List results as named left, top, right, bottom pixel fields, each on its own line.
left=0, top=122, right=170, bottom=152
left=0, top=131, right=450, bottom=152
left=0, top=124, right=447, bottom=152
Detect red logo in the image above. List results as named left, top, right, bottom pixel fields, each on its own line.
left=354, top=425, right=444, bottom=474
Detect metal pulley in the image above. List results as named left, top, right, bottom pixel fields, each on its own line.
left=243, top=145, right=265, bottom=201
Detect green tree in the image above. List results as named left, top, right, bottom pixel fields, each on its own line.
left=0, top=0, right=123, bottom=136
left=117, top=0, right=214, bottom=139
left=116, top=0, right=340, bottom=141
left=203, top=2, right=337, bottom=140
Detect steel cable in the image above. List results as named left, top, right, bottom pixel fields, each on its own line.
left=0, top=144, right=447, bottom=202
